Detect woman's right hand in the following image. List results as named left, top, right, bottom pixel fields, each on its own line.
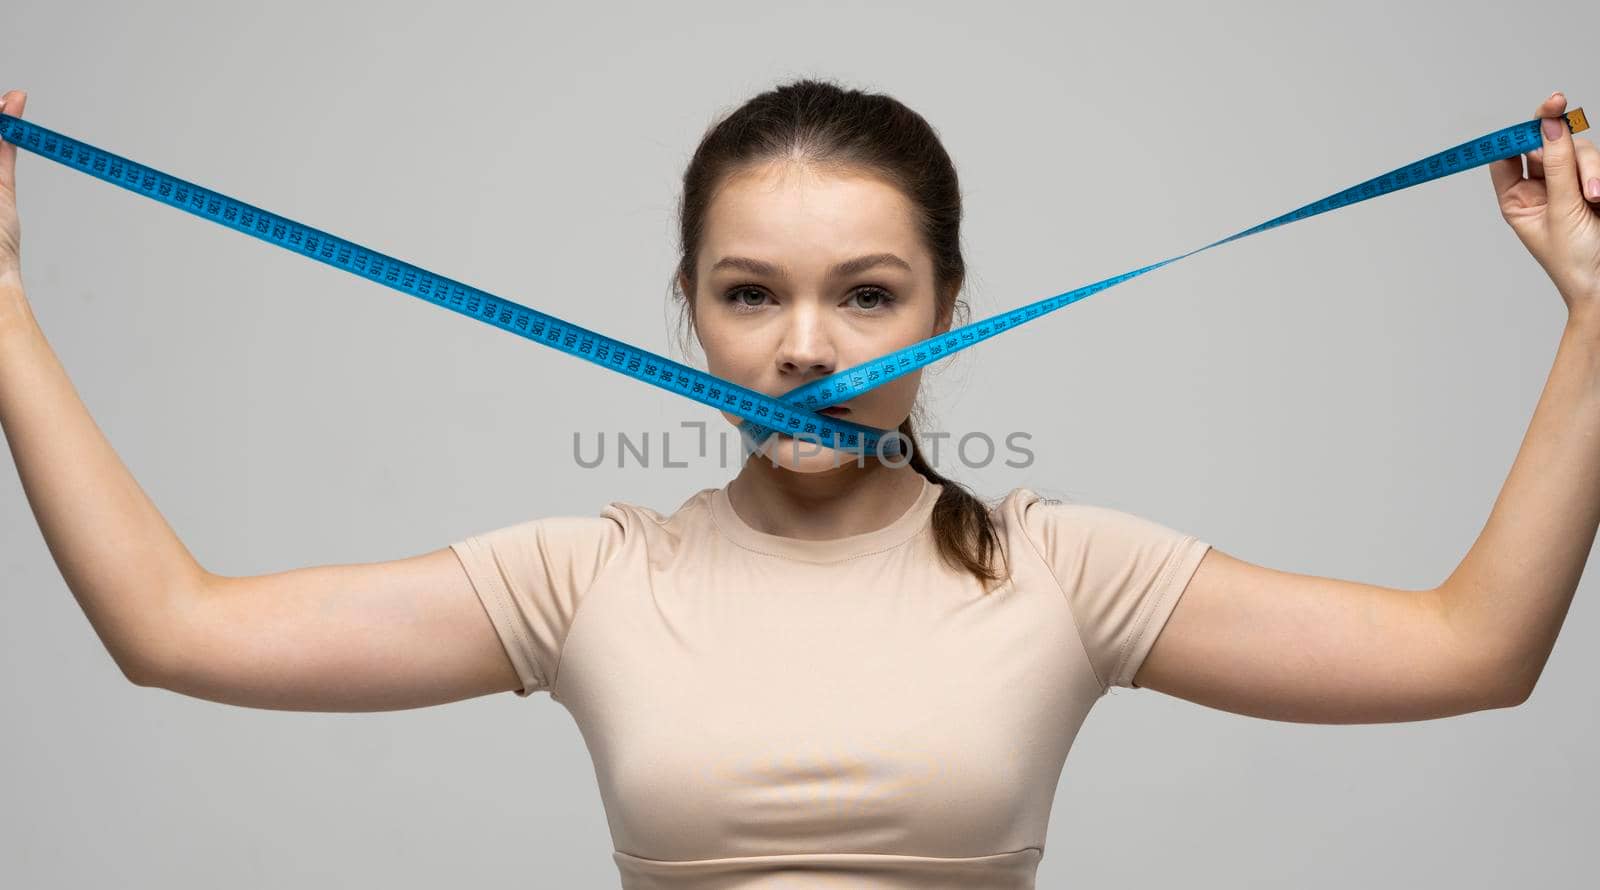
left=0, top=89, right=28, bottom=279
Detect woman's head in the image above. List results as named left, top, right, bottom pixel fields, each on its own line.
left=673, top=77, right=967, bottom=459
left=684, top=160, right=950, bottom=470
left=669, top=77, right=1009, bottom=588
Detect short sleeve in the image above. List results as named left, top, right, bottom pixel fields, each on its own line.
left=1019, top=494, right=1211, bottom=692
left=449, top=511, right=626, bottom=698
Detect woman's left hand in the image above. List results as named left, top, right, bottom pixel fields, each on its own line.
left=1489, top=91, right=1600, bottom=318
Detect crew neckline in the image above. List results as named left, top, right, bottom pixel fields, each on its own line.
left=710, top=475, right=942, bottom=563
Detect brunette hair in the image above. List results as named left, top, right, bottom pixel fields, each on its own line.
left=668, top=76, right=1010, bottom=590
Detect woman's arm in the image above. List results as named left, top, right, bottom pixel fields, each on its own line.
left=0, top=90, right=528, bottom=707
left=1440, top=91, right=1600, bottom=695
left=1138, top=311, right=1600, bottom=722
left=1433, top=310, right=1600, bottom=695
left=2, top=284, right=534, bottom=707
left=1, top=279, right=205, bottom=683
left=1132, top=91, right=1600, bottom=722
left=0, top=88, right=204, bottom=681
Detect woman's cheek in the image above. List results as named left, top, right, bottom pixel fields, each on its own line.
left=864, top=370, right=922, bottom=426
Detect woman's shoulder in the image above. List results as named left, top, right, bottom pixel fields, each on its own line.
left=592, top=485, right=721, bottom=538
left=986, top=484, right=1158, bottom=544
left=987, top=484, right=1076, bottom=523
left=988, top=484, right=1205, bottom=568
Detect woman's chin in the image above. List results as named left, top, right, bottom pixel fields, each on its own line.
left=753, top=431, right=871, bottom=473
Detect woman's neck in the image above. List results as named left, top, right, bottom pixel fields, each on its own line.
left=725, top=459, right=930, bottom=541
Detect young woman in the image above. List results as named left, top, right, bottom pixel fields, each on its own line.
left=2, top=80, right=1597, bottom=888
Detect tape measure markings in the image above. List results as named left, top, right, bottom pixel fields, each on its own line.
left=0, top=107, right=1585, bottom=459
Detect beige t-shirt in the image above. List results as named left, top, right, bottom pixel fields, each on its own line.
left=450, top=474, right=1210, bottom=889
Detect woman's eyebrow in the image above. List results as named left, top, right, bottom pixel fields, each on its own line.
left=709, top=252, right=913, bottom=279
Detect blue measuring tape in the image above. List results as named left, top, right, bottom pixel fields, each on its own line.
left=0, top=105, right=1587, bottom=460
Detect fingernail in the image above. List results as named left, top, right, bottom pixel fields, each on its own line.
left=1589, top=178, right=1600, bottom=201
left=1543, top=116, right=1563, bottom=141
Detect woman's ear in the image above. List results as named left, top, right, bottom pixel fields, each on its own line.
left=932, top=278, right=962, bottom=335
left=933, top=297, right=956, bottom=336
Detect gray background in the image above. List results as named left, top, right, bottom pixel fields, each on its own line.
left=2, top=0, right=1595, bottom=885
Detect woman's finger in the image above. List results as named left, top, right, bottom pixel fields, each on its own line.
left=1534, top=91, right=1586, bottom=215
left=1489, top=154, right=1525, bottom=199
left=1575, top=138, right=1600, bottom=203
left=1528, top=147, right=1545, bottom=180
left=0, top=90, right=26, bottom=195
left=1522, top=92, right=1570, bottom=181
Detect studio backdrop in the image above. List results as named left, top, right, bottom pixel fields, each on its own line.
left=1, top=0, right=1595, bottom=887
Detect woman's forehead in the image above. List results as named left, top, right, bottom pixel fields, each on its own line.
left=703, top=165, right=925, bottom=271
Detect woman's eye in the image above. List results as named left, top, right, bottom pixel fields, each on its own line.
left=721, top=285, right=898, bottom=313
left=850, top=286, right=897, bottom=311
left=723, top=287, right=769, bottom=311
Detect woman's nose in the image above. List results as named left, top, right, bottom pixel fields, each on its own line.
left=775, top=308, right=837, bottom=379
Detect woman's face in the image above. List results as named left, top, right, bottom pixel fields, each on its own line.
left=684, top=161, right=952, bottom=472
